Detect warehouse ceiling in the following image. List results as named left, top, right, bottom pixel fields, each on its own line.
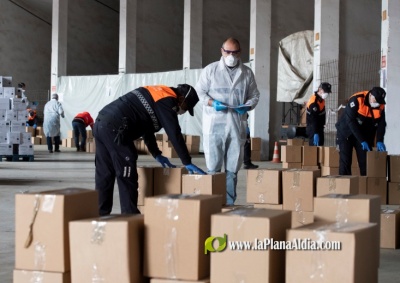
left=9, top=0, right=119, bottom=24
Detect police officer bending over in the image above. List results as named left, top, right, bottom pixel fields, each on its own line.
left=94, top=84, right=206, bottom=216
left=336, top=87, right=386, bottom=176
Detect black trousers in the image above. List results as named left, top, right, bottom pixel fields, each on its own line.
left=243, top=132, right=251, bottom=164
left=338, top=134, right=368, bottom=176
left=93, top=120, right=140, bottom=215
left=46, top=136, right=60, bottom=151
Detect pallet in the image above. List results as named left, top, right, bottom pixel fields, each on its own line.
left=0, top=155, right=34, bottom=162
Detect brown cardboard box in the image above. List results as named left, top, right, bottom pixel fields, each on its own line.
left=221, top=204, right=253, bottom=212
left=162, top=143, right=178, bottom=158
left=317, top=146, right=324, bottom=164
left=246, top=169, right=286, bottom=204
left=282, top=169, right=320, bottom=212
left=388, top=182, right=400, bottom=205
left=302, top=165, right=320, bottom=170
left=13, top=270, right=70, bottom=283
left=211, top=208, right=291, bottom=283
left=151, top=279, right=210, bottom=283
left=320, top=165, right=339, bottom=176
left=287, top=138, right=304, bottom=146
left=250, top=150, right=261, bottom=161
left=31, top=137, right=41, bottom=145
left=323, top=146, right=340, bottom=167
left=367, top=151, right=387, bottom=178
left=187, top=144, right=199, bottom=154
left=253, top=203, right=283, bottom=210
left=69, top=215, right=144, bottom=283
left=153, top=167, right=188, bottom=196
left=314, top=194, right=381, bottom=224
left=36, top=126, right=44, bottom=136
left=302, top=145, right=318, bottom=166
left=182, top=173, right=226, bottom=205
left=185, top=135, right=200, bottom=145
left=25, top=127, right=35, bottom=136
left=137, top=166, right=154, bottom=206
left=86, top=129, right=93, bottom=139
left=15, top=189, right=98, bottom=272
left=250, top=137, right=261, bottom=150
left=291, top=210, right=314, bottom=228
left=316, top=175, right=359, bottom=196
left=367, top=177, right=387, bottom=205
left=286, top=222, right=379, bottom=283
left=280, top=145, right=302, bottom=163
left=380, top=208, right=400, bottom=249
left=359, top=176, right=367, bottom=194
left=66, top=130, right=74, bottom=138
left=282, top=162, right=302, bottom=169
left=351, top=166, right=361, bottom=176
left=144, top=195, right=222, bottom=280
left=389, top=155, right=400, bottom=182
left=66, top=138, right=75, bottom=148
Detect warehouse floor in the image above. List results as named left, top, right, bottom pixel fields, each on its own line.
left=0, top=145, right=399, bottom=282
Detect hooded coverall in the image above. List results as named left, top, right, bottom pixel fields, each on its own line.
left=336, top=91, right=386, bottom=175
left=196, top=57, right=260, bottom=205
left=43, top=98, right=64, bottom=151
left=93, top=86, right=192, bottom=215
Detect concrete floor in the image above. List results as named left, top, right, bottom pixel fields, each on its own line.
left=0, top=145, right=399, bottom=282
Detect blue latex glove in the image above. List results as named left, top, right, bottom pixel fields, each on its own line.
left=212, top=100, right=228, bottom=111
left=155, top=155, right=176, bottom=168
left=185, top=164, right=207, bottom=175
left=33, top=124, right=37, bottom=129
left=313, top=134, right=319, bottom=146
left=377, top=142, right=386, bottom=152
left=234, top=105, right=251, bottom=115
left=361, top=141, right=371, bottom=151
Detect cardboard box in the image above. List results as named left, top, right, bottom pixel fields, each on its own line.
left=282, top=162, right=302, bottom=169
left=389, top=155, right=400, bottom=182
left=253, top=203, right=283, bottom=210
left=367, top=177, right=387, bottom=205
left=301, top=165, right=320, bottom=170
left=221, top=204, right=253, bottom=212
left=251, top=150, right=261, bottom=161
left=287, top=138, right=304, bottom=146
left=69, top=215, right=144, bottom=283
left=162, top=142, right=178, bottom=158
left=388, top=182, right=400, bottom=205
left=286, top=222, right=378, bottom=283
left=13, top=270, right=71, bottom=283
left=358, top=176, right=367, bottom=194
left=137, top=166, right=154, bottom=206
left=281, top=145, right=302, bottom=163
left=380, top=208, right=400, bottom=249
left=367, top=151, right=387, bottom=178
left=182, top=172, right=226, bottom=205
left=250, top=137, right=261, bottom=150
left=323, top=146, right=340, bottom=167
left=302, top=145, right=318, bottom=166
left=246, top=169, right=286, bottom=204
left=291, top=210, right=314, bottom=228
left=317, top=146, right=324, bottom=164
left=320, top=165, right=339, bottom=176
left=187, top=144, right=199, bottom=154
left=210, top=208, right=291, bottom=283
left=282, top=169, right=320, bottom=212
left=316, top=175, right=359, bottom=196
left=144, top=194, right=222, bottom=280
left=151, top=279, right=210, bottom=283
left=153, top=167, right=188, bottom=196
left=185, top=135, right=200, bottom=145
left=15, top=189, right=98, bottom=272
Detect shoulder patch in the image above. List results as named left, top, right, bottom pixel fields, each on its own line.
left=313, top=107, right=317, bottom=112
left=350, top=102, right=355, bottom=108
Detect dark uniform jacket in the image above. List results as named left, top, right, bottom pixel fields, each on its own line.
left=336, top=91, right=386, bottom=144
left=97, top=85, right=191, bottom=165
left=306, top=92, right=326, bottom=136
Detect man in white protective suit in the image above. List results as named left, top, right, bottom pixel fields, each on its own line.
left=43, top=93, right=65, bottom=153
left=195, top=37, right=260, bottom=205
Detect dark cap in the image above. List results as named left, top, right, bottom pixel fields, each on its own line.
left=319, top=82, right=332, bottom=93
left=18, top=82, right=25, bottom=88
left=370, top=87, right=386, bottom=104
left=177, top=84, right=199, bottom=116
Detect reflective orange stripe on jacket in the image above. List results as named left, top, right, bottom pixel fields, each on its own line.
left=307, top=94, right=325, bottom=111
left=144, top=85, right=177, bottom=102
left=350, top=91, right=384, bottom=118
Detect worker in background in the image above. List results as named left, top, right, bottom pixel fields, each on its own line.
left=306, top=82, right=332, bottom=146
left=26, top=109, right=38, bottom=128
left=243, top=114, right=258, bottom=169
left=93, top=84, right=206, bottom=216
left=336, top=87, right=386, bottom=176
left=72, top=111, right=94, bottom=152
left=43, top=93, right=65, bottom=153
left=195, top=37, right=260, bottom=205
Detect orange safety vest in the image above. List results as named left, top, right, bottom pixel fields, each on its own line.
left=306, top=94, right=325, bottom=111
left=349, top=91, right=385, bottom=119
left=143, top=85, right=177, bottom=102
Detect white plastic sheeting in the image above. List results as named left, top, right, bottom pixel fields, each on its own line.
left=56, top=69, right=204, bottom=146
left=277, top=30, right=314, bottom=104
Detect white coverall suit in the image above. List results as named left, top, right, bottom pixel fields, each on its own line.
left=43, top=98, right=64, bottom=137
left=196, top=57, right=260, bottom=205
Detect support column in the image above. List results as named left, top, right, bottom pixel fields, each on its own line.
left=249, top=0, right=271, bottom=160
left=183, top=0, right=203, bottom=69
left=50, top=0, right=68, bottom=95
left=119, top=0, right=137, bottom=74
left=381, top=0, right=400, bottom=154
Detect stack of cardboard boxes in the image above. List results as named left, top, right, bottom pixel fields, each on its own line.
left=0, top=76, right=34, bottom=157
left=61, top=129, right=95, bottom=152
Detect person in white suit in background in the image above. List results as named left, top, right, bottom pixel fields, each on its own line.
left=43, top=93, right=64, bottom=153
